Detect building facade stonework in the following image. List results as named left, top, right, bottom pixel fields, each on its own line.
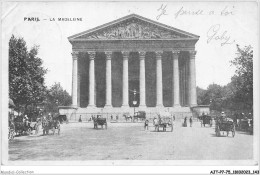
left=68, top=14, right=199, bottom=115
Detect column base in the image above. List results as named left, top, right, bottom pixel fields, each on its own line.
left=71, top=104, right=78, bottom=108
left=138, top=105, right=147, bottom=109
left=104, top=104, right=113, bottom=108
left=173, top=104, right=181, bottom=108
left=190, top=104, right=198, bottom=107
left=156, top=104, right=164, bottom=108
left=87, top=104, right=96, bottom=108
left=121, top=105, right=130, bottom=112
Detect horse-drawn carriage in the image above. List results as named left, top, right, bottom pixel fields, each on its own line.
left=215, top=118, right=235, bottom=137
left=199, top=114, right=213, bottom=127
left=238, top=119, right=250, bottom=131
left=93, top=115, right=107, bottom=129
left=42, top=114, right=61, bottom=135
left=13, top=118, right=34, bottom=136
left=153, top=112, right=173, bottom=132
left=133, top=111, right=146, bottom=122
left=57, top=115, right=68, bottom=124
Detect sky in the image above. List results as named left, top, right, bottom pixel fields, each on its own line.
left=2, top=1, right=258, bottom=95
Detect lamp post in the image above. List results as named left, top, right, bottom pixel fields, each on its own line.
left=133, top=89, right=137, bottom=116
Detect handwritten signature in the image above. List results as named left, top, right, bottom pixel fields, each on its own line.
left=156, top=4, right=168, bottom=20
left=207, top=24, right=235, bottom=46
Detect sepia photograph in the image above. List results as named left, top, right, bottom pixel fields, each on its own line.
left=1, top=1, right=259, bottom=174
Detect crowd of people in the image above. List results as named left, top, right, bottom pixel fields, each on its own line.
left=8, top=112, right=61, bottom=139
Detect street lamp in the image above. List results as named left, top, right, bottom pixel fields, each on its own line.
left=133, top=89, right=137, bottom=116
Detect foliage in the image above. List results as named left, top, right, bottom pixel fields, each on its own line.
left=197, top=45, right=253, bottom=113
left=44, top=82, right=72, bottom=113
left=229, top=45, right=253, bottom=112
left=197, top=84, right=225, bottom=111
left=9, top=35, right=47, bottom=113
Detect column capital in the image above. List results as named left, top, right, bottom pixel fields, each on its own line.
left=88, top=51, right=96, bottom=60
left=138, top=51, right=146, bottom=59
left=71, top=51, right=79, bottom=60
left=172, top=50, right=180, bottom=56
left=155, top=51, right=163, bottom=59
left=122, top=51, right=130, bottom=60
left=105, top=51, right=112, bottom=60
left=189, top=50, right=197, bottom=57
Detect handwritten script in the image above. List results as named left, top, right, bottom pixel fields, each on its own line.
left=207, top=24, right=235, bottom=46
left=157, top=4, right=168, bottom=20
left=174, top=6, right=234, bottom=19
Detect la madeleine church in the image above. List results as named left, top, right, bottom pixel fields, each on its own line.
left=65, top=14, right=200, bottom=119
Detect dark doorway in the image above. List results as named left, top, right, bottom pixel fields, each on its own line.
left=129, top=52, right=140, bottom=107
left=112, top=52, right=123, bottom=107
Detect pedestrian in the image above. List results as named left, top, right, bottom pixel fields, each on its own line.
left=183, top=117, right=187, bottom=127
left=189, top=116, right=193, bottom=127
left=144, top=119, right=149, bottom=130
left=79, top=115, right=82, bottom=122
left=153, top=117, right=159, bottom=131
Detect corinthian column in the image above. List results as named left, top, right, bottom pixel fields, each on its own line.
left=139, top=51, right=146, bottom=108
left=122, top=51, right=129, bottom=108
left=72, top=51, right=78, bottom=107
left=156, top=51, right=163, bottom=107
left=189, top=51, right=197, bottom=106
left=105, top=51, right=112, bottom=108
left=173, top=51, right=181, bottom=107
left=88, top=51, right=96, bottom=107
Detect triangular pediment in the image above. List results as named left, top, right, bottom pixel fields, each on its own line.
left=68, top=14, right=199, bottom=40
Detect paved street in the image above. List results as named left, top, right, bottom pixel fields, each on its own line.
left=9, top=121, right=253, bottom=160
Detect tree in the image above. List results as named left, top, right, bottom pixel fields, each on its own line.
left=9, top=35, right=47, bottom=113
left=44, top=82, right=72, bottom=113
left=229, top=45, right=253, bottom=112
left=197, top=84, right=228, bottom=112
left=197, top=87, right=207, bottom=105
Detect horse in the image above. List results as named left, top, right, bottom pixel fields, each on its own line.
left=14, top=120, right=32, bottom=135
left=42, top=117, right=51, bottom=135
left=51, top=118, right=61, bottom=135
left=123, top=113, right=132, bottom=122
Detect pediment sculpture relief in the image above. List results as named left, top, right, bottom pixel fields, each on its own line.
left=81, top=19, right=190, bottom=39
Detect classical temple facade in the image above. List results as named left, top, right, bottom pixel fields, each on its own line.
left=67, top=14, right=199, bottom=115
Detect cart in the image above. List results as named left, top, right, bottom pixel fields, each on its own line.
left=215, top=118, right=235, bottom=137
left=154, top=112, right=173, bottom=132
left=199, top=115, right=212, bottom=127
left=94, top=116, right=107, bottom=129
